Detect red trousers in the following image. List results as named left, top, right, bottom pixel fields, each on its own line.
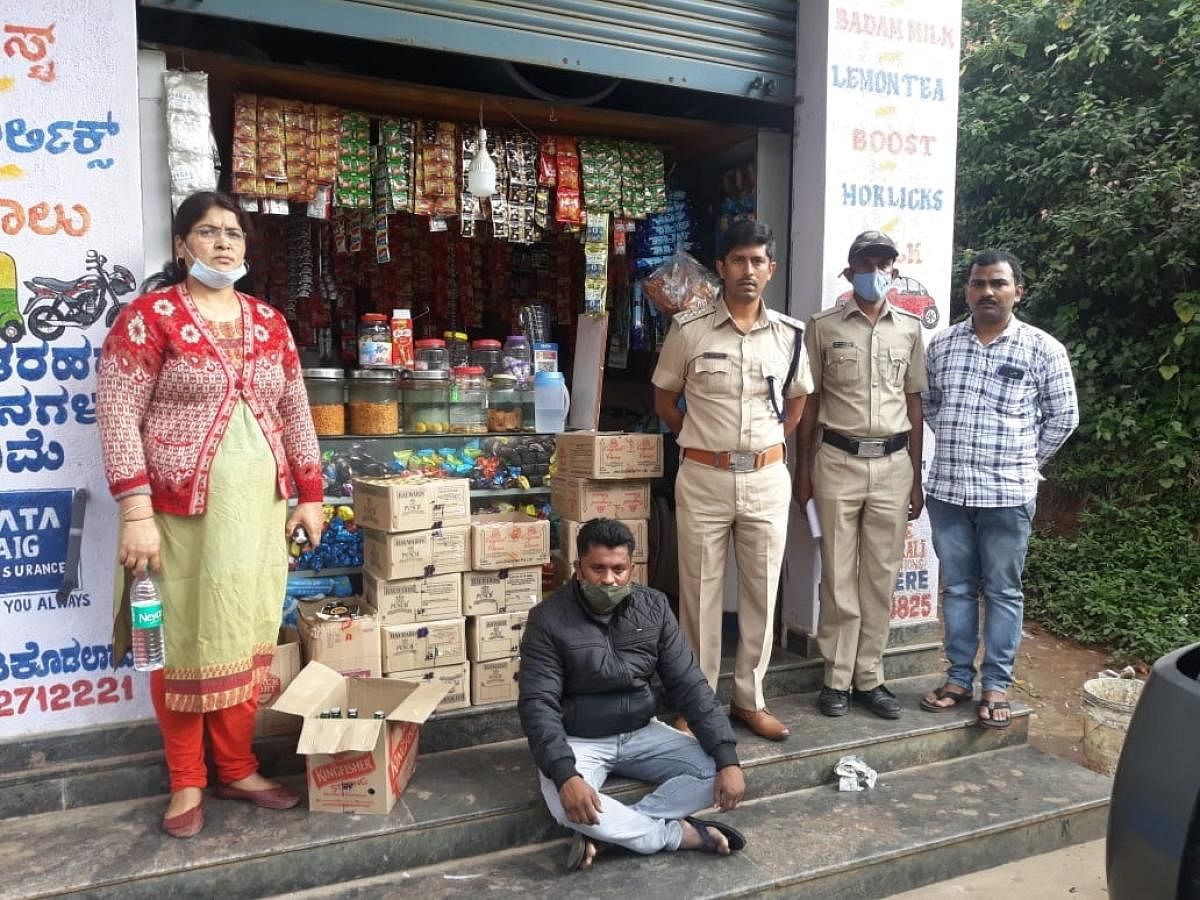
left=150, top=670, right=260, bottom=793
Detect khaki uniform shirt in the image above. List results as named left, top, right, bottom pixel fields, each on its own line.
left=652, top=300, right=814, bottom=452
left=806, top=299, right=927, bottom=437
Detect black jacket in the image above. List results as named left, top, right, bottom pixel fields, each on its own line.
left=518, top=580, right=738, bottom=788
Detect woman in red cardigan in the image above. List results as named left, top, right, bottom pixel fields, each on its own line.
left=98, top=191, right=325, bottom=838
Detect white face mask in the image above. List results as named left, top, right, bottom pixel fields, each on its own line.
left=183, top=244, right=247, bottom=289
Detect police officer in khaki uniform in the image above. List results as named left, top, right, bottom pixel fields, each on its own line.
left=794, top=230, right=926, bottom=720
left=653, top=220, right=813, bottom=742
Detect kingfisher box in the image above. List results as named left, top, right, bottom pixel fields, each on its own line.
left=554, top=432, right=663, bottom=479
left=273, top=661, right=446, bottom=815
left=352, top=476, right=471, bottom=533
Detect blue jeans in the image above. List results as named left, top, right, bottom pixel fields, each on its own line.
left=538, top=718, right=717, bottom=855
left=926, top=496, right=1036, bottom=694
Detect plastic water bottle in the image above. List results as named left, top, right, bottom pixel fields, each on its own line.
left=130, top=572, right=165, bottom=672
left=533, top=370, right=570, bottom=433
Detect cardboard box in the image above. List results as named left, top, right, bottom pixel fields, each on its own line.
left=470, top=513, right=551, bottom=570
left=554, top=432, right=663, bottom=479
left=461, top=567, right=542, bottom=616
left=297, top=599, right=381, bottom=679
left=255, top=629, right=302, bottom=738
left=352, top=476, right=471, bottom=533
left=560, top=518, right=649, bottom=564
left=381, top=617, right=467, bottom=673
left=471, top=655, right=521, bottom=706
left=632, top=562, right=647, bottom=585
left=364, top=571, right=462, bottom=625
left=548, top=555, right=646, bottom=592
left=550, top=477, right=652, bottom=521
left=363, top=524, right=471, bottom=581
left=467, top=610, right=528, bottom=663
left=273, top=661, right=446, bottom=814
left=386, top=661, right=470, bottom=713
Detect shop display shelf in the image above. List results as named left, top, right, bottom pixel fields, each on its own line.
left=286, top=566, right=361, bottom=578
left=291, top=487, right=549, bottom=508
left=317, top=432, right=554, bottom=441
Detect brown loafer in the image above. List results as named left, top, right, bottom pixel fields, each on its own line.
left=729, top=704, right=790, bottom=741
left=674, top=716, right=693, bottom=737
left=215, top=783, right=301, bottom=810
left=162, top=800, right=204, bottom=838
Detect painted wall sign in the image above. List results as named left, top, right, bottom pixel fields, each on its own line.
left=0, top=0, right=146, bottom=737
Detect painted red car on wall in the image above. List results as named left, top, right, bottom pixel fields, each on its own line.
left=838, top=276, right=940, bottom=329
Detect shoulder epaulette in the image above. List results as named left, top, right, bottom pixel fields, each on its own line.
left=767, top=309, right=806, bottom=332
left=672, top=304, right=717, bottom=326
left=890, top=305, right=921, bottom=321
left=810, top=305, right=842, bottom=321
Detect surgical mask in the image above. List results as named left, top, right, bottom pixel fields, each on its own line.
left=852, top=270, right=892, bottom=303
left=184, top=246, right=247, bottom=290
left=579, top=581, right=632, bottom=615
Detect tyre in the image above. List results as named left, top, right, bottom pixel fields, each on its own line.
left=0, top=317, right=24, bottom=343
left=921, top=306, right=940, bottom=329
left=28, top=306, right=65, bottom=341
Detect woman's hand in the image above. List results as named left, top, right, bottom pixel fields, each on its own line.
left=119, top=518, right=161, bottom=574
left=286, top=501, right=325, bottom=548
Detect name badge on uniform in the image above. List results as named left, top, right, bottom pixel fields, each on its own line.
left=832, top=341, right=855, bottom=348
left=701, top=352, right=729, bottom=359
left=997, top=364, right=1025, bottom=380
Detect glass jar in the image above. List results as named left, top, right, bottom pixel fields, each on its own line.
left=471, top=339, right=503, bottom=377
left=348, top=369, right=398, bottom=435
left=303, top=368, right=347, bottom=436
left=444, top=331, right=470, bottom=368
left=414, top=338, right=448, bottom=372
left=487, top=374, right=523, bottom=432
left=402, top=370, right=450, bottom=434
left=449, top=365, right=488, bottom=434
left=358, top=314, right=392, bottom=368
left=521, top=383, right=536, bottom=432
left=502, top=334, right=532, bottom=382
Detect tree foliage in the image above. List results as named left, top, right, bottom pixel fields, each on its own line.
left=956, top=0, right=1200, bottom=660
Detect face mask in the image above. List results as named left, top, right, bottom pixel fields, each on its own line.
left=579, top=581, right=632, bottom=615
left=184, top=245, right=247, bottom=290
left=852, top=270, right=892, bottom=303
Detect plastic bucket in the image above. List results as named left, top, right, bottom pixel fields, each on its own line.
left=1081, top=677, right=1144, bottom=776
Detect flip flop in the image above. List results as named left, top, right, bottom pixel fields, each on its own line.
left=564, top=833, right=608, bottom=871
left=685, top=816, right=747, bottom=853
left=919, top=683, right=974, bottom=713
left=977, top=698, right=1012, bottom=729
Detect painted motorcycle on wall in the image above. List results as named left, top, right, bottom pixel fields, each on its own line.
left=21, top=250, right=136, bottom=341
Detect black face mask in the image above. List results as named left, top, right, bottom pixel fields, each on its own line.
left=579, top=581, right=632, bottom=614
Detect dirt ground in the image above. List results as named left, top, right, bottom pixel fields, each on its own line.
left=1008, top=621, right=1114, bottom=765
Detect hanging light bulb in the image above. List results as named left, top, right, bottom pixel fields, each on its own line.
left=467, top=122, right=497, bottom=199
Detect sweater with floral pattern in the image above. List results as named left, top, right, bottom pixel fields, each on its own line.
left=97, top=284, right=323, bottom=515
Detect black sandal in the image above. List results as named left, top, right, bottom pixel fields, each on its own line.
left=685, top=816, right=746, bottom=853
left=565, top=833, right=607, bottom=871
left=977, top=698, right=1012, bottom=729
left=919, top=683, right=974, bottom=713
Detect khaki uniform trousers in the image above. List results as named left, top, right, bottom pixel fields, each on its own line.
left=813, top=443, right=913, bottom=691
left=675, top=457, right=791, bottom=710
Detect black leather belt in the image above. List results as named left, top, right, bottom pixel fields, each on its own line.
left=822, top=430, right=908, bottom=458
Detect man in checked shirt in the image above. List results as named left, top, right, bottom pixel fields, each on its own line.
left=919, top=250, right=1078, bottom=727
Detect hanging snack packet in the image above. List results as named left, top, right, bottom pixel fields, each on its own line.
left=642, top=248, right=721, bottom=316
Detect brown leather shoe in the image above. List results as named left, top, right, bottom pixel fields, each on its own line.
left=674, top=716, right=693, bottom=736
left=162, top=800, right=204, bottom=838
left=215, top=783, right=301, bottom=810
left=729, top=704, right=790, bottom=741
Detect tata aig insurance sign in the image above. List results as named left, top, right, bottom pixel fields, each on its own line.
left=824, top=1, right=962, bottom=624
left=0, top=0, right=148, bottom=736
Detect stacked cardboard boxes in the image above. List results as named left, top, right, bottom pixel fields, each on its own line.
left=551, top=432, right=663, bottom=586
left=355, top=476, right=473, bottom=708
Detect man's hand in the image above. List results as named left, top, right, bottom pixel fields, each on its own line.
left=713, top=765, right=745, bottom=812
left=559, top=776, right=603, bottom=825
left=908, top=482, right=924, bottom=521
left=793, top=469, right=813, bottom=509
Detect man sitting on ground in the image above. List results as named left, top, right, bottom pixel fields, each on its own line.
left=519, top=517, right=747, bottom=871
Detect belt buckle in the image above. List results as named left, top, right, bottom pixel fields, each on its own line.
left=728, top=451, right=757, bottom=472
left=856, top=440, right=886, bottom=458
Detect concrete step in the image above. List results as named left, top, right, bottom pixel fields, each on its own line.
left=276, top=746, right=1111, bottom=900
left=0, top=638, right=943, bottom=820
left=0, top=677, right=1025, bottom=899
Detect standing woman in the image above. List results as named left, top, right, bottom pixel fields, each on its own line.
left=97, top=191, right=325, bottom=838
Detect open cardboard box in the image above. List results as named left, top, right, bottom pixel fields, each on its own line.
left=272, top=661, right=447, bottom=814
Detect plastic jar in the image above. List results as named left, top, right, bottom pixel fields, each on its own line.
left=487, top=374, right=523, bottom=432
left=471, top=339, right=503, bottom=377
left=414, top=338, right=448, bottom=372
left=303, top=368, right=347, bottom=436
left=502, top=335, right=532, bottom=382
left=348, top=369, right=398, bottom=435
left=449, top=365, right=488, bottom=434
left=444, top=331, right=470, bottom=368
left=402, top=370, right=450, bottom=434
left=358, top=314, right=393, bottom=368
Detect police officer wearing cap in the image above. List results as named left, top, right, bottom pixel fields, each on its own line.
left=653, top=219, right=813, bottom=742
left=794, top=230, right=926, bottom=720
